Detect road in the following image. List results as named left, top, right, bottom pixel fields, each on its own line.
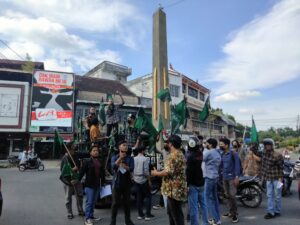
left=0, top=166, right=299, bottom=225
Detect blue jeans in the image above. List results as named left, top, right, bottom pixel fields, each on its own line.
left=188, top=185, right=208, bottom=225
left=204, top=178, right=220, bottom=223
left=85, top=187, right=99, bottom=220
left=266, top=180, right=282, bottom=215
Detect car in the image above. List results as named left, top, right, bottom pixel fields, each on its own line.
left=0, top=178, right=3, bottom=216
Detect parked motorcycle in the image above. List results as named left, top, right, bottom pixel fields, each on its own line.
left=18, top=157, right=45, bottom=171
left=218, top=176, right=263, bottom=208
left=7, top=155, right=20, bottom=165
left=282, top=159, right=294, bottom=196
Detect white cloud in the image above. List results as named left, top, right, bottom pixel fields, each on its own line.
left=238, top=108, right=266, bottom=115
left=214, top=90, right=260, bottom=102
left=209, top=0, right=300, bottom=95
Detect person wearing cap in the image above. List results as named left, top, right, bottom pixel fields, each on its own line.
left=125, top=113, right=140, bottom=156
left=79, top=145, right=105, bottom=225
left=110, top=140, right=135, bottom=225
left=151, top=135, right=187, bottom=225
left=186, top=137, right=208, bottom=225
left=105, top=91, right=125, bottom=138
left=133, top=145, right=154, bottom=220
left=261, top=138, right=283, bottom=219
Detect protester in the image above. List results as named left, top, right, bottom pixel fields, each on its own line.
left=219, top=137, right=240, bottom=223
left=243, top=146, right=261, bottom=176
left=203, top=138, right=222, bottom=225
left=79, top=145, right=105, bottom=225
left=151, top=135, right=187, bottom=225
left=60, top=142, right=84, bottom=219
left=133, top=145, right=154, bottom=220
left=84, top=107, right=97, bottom=143
left=105, top=91, right=125, bottom=138
left=232, top=139, right=246, bottom=168
left=261, top=138, right=284, bottom=219
left=110, top=140, right=135, bottom=225
left=186, top=137, right=208, bottom=225
left=125, top=113, right=140, bottom=156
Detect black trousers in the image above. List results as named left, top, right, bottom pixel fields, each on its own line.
left=110, top=186, right=131, bottom=224
left=135, top=182, right=151, bottom=217
left=167, top=197, right=185, bottom=225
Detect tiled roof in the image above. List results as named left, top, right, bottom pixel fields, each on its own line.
left=75, top=75, right=136, bottom=96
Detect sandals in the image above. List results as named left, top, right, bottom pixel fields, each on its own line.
left=67, top=214, right=74, bottom=219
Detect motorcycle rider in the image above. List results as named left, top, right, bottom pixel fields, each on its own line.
left=261, top=138, right=284, bottom=219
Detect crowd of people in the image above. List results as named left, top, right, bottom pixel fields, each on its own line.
left=60, top=96, right=285, bottom=225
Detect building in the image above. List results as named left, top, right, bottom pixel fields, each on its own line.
left=0, top=59, right=44, bottom=159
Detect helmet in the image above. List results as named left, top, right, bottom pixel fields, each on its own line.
left=263, top=138, right=275, bottom=147
left=188, top=136, right=200, bottom=151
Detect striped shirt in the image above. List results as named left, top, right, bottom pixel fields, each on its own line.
left=261, top=150, right=283, bottom=180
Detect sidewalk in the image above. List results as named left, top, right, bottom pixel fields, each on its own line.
left=43, top=160, right=60, bottom=169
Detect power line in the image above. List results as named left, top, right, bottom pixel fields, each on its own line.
left=0, top=51, right=8, bottom=59
left=162, top=0, right=186, bottom=9
left=0, top=39, right=25, bottom=60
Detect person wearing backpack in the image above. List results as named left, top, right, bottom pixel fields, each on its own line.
left=219, top=137, right=241, bottom=223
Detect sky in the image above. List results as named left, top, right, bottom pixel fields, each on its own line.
left=0, top=0, right=299, bottom=130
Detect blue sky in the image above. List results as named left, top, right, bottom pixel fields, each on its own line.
left=0, top=0, right=299, bottom=130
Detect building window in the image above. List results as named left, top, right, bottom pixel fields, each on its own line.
left=182, top=84, right=186, bottom=93
left=188, top=86, right=198, bottom=99
left=199, top=92, right=205, bottom=101
left=170, top=84, right=180, bottom=97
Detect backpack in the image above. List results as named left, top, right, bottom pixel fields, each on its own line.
left=231, top=151, right=243, bottom=177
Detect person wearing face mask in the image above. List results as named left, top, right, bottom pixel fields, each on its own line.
left=125, top=113, right=140, bottom=156
left=232, top=140, right=246, bottom=168
left=105, top=91, right=125, bottom=139
left=219, top=137, right=241, bottom=224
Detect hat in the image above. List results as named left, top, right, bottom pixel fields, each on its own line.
left=128, top=113, right=136, bottom=119
left=167, top=135, right=182, bottom=149
left=188, top=137, right=199, bottom=151
left=118, top=139, right=127, bottom=146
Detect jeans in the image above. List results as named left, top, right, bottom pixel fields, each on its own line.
left=167, top=197, right=185, bottom=225
left=85, top=187, right=99, bottom=220
left=266, top=180, right=282, bottom=215
left=204, top=178, right=220, bottom=223
left=135, top=182, right=152, bottom=216
left=223, top=179, right=237, bottom=217
left=188, top=185, right=208, bottom=225
left=64, top=183, right=84, bottom=214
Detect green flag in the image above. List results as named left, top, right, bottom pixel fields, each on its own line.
left=157, top=88, right=172, bottom=102
left=98, top=97, right=106, bottom=126
left=199, top=97, right=210, bottom=122
left=158, top=114, right=164, bottom=133
left=54, top=129, right=64, bottom=158
left=250, top=116, right=259, bottom=143
left=171, top=98, right=189, bottom=134
left=106, top=93, right=113, bottom=101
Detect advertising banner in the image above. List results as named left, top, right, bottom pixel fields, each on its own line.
left=31, top=70, right=74, bottom=132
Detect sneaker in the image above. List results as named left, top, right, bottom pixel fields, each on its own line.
left=145, top=214, right=155, bottom=221
left=137, top=215, right=145, bottom=220
left=231, top=215, right=239, bottom=223
left=124, top=220, right=135, bottom=225
left=274, top=212, right=281, bottom=217
left=208, top=219, right=214, bottom=225
left=222, top=213, right=232, bottom=218
left=90, top=216, right=102, bottom=222
left=152, top=204, right=164, bottom=210
left=264, top=213, right=275, bottom=219
left=85, top=219, right=94, bottom=225
left=67, top=213, right=74, bottom=219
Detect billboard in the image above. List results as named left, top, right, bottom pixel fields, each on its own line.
left=30, top=70, right=74, bottom=133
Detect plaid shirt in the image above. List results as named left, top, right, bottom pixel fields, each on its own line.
left=105, top=104, right=121, bottom=125
left=261, top=150, right=283, bottom=180
left=125, top=126, right=139, bottom=149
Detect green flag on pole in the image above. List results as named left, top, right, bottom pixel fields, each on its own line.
left=157, top=88, right=172, bottom=102
left=98, top=97, right=106, bottom=126
left=158, top=114, right=164, bottom=133
left=250, top=116, right=259, bottom=143
left=199, top=96, right=210, bottom=122
left=54, top=129, right=64, bottom=158
left=171, top=98, right=189, bottom=134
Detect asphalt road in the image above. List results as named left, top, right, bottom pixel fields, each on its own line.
left=0, top=167, right=300, bottom=225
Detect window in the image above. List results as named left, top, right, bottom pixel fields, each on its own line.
left=188, top=86, right=198, bottom=99
left=170, top=84, right=180, bottom=97
left=199, top=92, right=205, bottom=101
left=182, top=84, right=186, bottom=93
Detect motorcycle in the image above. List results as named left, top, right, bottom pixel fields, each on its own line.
left=218, top=176, right=263, bottom=208
left=18, top=157, right=45, bottom=172
left=282, top=159, right=294, bottom=196
left=7, top=155, right=20, bottom=165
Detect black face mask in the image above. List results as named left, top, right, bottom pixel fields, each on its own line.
left=164, top=144, right=170, bottom=152
left=233, top=145, right=238, bottom=148
left=127, top=119, right=132, bottom=124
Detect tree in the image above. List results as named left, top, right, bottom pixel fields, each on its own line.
left=21, top=53, right=34, bottom=73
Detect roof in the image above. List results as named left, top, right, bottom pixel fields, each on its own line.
left=75, top=75, right=136, bottom=96
left=0, top=69, right=32, bottom=83
left=0, top=59, right=44, bottom=70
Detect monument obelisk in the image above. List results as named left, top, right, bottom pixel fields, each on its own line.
left=152, top=8, right=170, bottom=148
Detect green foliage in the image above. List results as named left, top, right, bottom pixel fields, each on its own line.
left=21, top=53, right=34, bottom=73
